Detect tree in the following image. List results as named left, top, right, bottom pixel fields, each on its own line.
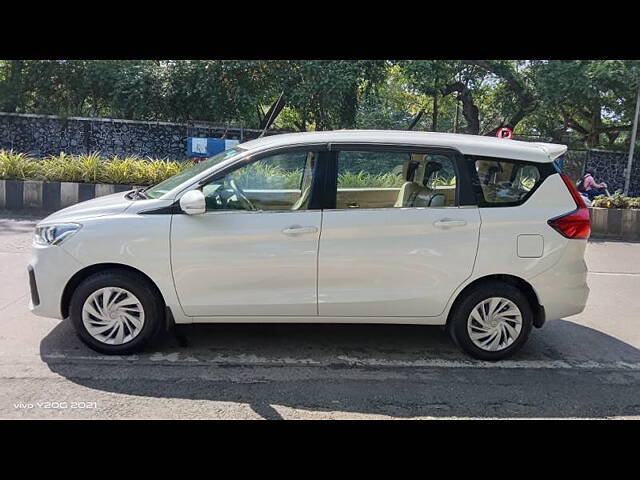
left=529, top=60, right=640, bottom=148
left=266, top=60, right=387, bottom=131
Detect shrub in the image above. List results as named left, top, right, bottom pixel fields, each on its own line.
left=0, top=150, right=39, bottom=179
left=0, top=150, right=186, bottom=185
left=591, top=190, right=640, bottom=209
left=338, top=171, right=404, bottom=188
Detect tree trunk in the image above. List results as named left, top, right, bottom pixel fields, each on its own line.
left=441, top=82, right=480, bottom=134
left=432, top=95, right=438, bottom=132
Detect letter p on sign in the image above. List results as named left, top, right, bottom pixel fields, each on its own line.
left=497, top=127, right=513, bottom=139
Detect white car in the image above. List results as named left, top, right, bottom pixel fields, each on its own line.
left=28, top=130, right=590, bottom=360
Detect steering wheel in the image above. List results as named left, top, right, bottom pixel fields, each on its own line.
left=229, top=178, right=257, bottom=211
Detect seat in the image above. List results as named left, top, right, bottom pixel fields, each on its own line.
left=291, top=185, right=311, bottom=210
left=394, top=160, right=422, bottom=207
left=395, top=160, right=446, bottom=208
left=394, top=181, right=423, bottom=208
left=291, top=153, right=316, bottom=210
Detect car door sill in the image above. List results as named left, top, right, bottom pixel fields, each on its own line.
left=181, top=315, right=446, bottom=325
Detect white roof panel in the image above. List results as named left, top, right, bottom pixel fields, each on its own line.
left=239, top=130, right=567, bottom=163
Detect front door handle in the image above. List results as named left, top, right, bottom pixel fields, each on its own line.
left=282, top=225, right=318, bottom=235
left=433, top=219, right=467, bottom=229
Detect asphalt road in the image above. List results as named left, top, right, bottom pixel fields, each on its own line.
left=1, top=213, right=639, bottom=419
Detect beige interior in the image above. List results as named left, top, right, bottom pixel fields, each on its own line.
left=235, top=152, right=458, bottom=211
left=337, top=154, right=456, bottom=209
left=337, top=185, right=454, bottom=209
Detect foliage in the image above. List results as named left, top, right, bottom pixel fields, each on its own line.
left=0, top=150, right=38, bottom=179
left=0, top=150, right=408, bottom=188
left=338, top=171, right=404, bottom=188
left=231, top=162, right=301, bottom=190
left=591, top=190, right=640, bottom=209
left=0, top=150, right=186, bottom=185
left=431, top=174, right=457, bottom=187
left=1, top=59, right=639, bottom=149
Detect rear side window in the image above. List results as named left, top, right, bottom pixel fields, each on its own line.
left=334, top=150, right=459, bottom=209
left=468, top=156, right=549, bottom=207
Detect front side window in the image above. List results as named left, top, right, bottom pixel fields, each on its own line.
left=335, top=150, right=458, bottom=209
left=200, top=150, right=318, bottom=211
left=471, top=157, right=542, bottom=206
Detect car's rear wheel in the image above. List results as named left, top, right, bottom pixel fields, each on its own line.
left=448, top=281, right=533, bottom=361
left=69, top=270, right=164, bottom=355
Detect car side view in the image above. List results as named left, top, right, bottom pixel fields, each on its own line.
left=28, top=130, right=590, bottom=360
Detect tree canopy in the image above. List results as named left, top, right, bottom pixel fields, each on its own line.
left=0, top=59, right=638, bottom=150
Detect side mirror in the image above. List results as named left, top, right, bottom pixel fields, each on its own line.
left=179, top=190, right=206, bottom=215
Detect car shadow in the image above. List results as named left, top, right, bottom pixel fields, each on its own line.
left=39, top=319, right=640, bottom=419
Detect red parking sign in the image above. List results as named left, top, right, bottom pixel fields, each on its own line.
left=497, top=127, right=513, bottom=139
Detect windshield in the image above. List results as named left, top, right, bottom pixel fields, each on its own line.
left=145, top=148, right=245, bottom=199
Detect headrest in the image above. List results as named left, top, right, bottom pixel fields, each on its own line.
left=406, top=161, right=420, bottom=181
left=423, top=161, right=443, bottom=185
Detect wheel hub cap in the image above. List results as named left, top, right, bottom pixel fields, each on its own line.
left=81, top=287, right=145, bottom=345
left=467, top=297, right=523, bottom=352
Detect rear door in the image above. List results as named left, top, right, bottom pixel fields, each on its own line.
left=317, top=146, right=481, bottom=318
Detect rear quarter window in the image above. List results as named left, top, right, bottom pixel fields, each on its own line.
left=466, top=156, right=554, bottom=207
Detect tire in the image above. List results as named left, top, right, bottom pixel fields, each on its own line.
left=69, top=269, right=164, bottom=355
left=448, top=281, right=533, bottom=361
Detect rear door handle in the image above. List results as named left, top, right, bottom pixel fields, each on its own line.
left=433, top=219, right=467, bottom=229
left=282, top=225, right=318, bottom=235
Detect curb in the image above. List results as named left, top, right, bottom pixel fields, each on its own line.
left=0, top=179, right=137, bottom=211
left=589, top=207, right=640, bottom=241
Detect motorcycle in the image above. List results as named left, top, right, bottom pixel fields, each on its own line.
left=579, top=182, right=610, bottom=207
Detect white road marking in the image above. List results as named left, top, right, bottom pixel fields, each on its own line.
left=26, top=352, right=640, bottom=371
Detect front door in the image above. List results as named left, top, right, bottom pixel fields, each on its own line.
left=171, top=149, right=324, bottom=317
left=318, top=147, right=481, bottom=317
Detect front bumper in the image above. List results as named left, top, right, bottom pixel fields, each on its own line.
left=27, top=265, right=40, bottom=307
left=28, top=243, right=83, bottom=319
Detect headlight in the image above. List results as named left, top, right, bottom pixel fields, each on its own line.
left=34, top=223, right=82, bottom=246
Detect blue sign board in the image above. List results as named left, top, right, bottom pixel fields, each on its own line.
left=187, top=137, right=240, bottom=157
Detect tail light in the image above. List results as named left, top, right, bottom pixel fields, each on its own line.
left=547, top=173, right=591, bottom=239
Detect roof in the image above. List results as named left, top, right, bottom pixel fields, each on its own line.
left=239, top=130, right=567, bottom=163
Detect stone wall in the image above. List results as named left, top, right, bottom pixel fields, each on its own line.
left=584, top=150, right=640, bottom=197
left=0, top=112, right=273, bottom=160
left=1, top=111, right=639, bottom=195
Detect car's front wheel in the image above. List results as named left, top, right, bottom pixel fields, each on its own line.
left=69, top=269, right=164, bottom=355
left=448, top=281, right=533, bottom=361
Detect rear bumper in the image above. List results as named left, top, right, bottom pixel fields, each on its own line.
left=529, top=240, right=590, bottom=322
